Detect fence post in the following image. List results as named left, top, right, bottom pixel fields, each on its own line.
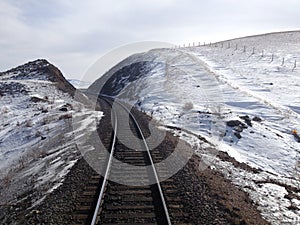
left=261, top=50, right=264, bottom=57
left=271, top=53, right=274, bottom=62
left=235, top=44, right=238, bottom=51
left=221, top=43, right=223, bottom=48
left=227, top=42, right=231, bottom=49
left=252, top=47, right=255, bottom=55
left=209, top=42, right=212, bottom=47
left=281, top=57, right=285, bottom=66
left=243, top=45, right=246, bottom=53
left=293, top=60, right=297, bottom=72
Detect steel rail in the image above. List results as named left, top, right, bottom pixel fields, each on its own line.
left=91, top=96, right=172, bottom=225
left=114, top=99, right=172, bottom=225
left=90, top=99, right=118, bottom=225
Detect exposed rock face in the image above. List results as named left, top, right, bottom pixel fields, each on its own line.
left=86, top=50, right=163, bottom=97
left=88, top=61, right=158, bottom=97
left=1, top=59, right=76, bottom=96
left=240, top=115, right=252, bottom=127
left=226, top=120, right=245, bottom=128
left=253, top=116, right=262, bottom=122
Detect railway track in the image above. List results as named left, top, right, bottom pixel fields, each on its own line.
left=73, top=97, right=190, bottom=225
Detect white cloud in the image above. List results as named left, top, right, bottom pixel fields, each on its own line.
left=0, top=0, right=300, bottom=80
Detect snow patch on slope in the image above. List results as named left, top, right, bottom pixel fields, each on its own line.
left=0, top=60, right=103, bottom=208
left=110, top=32, right=300, bottom=224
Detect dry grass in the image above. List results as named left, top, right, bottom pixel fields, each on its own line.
left=294, top=160, right=300, bottom=189
left=35, top=130, right=42, bottom=138
left=17, top=157, right=26, bottom=170
left=39, top=149, right=47, bottom=158
left=182, top=102, right=194, bottom=111
left=25, top=120, right=33, bottom=127
left=1, top=172, right=13, bottom=187
left=59, top=113, right=72, bottom=120
left=42, top=116, right=52, bottom=125
left=2, top=106, right=9, bottom=114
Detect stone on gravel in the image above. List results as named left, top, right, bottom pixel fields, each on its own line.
left=227, top=120, right=246, bottom=128
left=240, top=115, right=252, bottom=127
left=234, top=132, right=242, bottom=139
left=253, top=116, right=262, bottom=122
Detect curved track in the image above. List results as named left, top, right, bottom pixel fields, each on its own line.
left=72, top=97, right=189, bottom=225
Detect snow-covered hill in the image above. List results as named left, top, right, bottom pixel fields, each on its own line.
left=67, top=79, right=91, bottom=89
left=0, top=59, right=102, bottom=209
left=88, top=31, right=300, bottom=224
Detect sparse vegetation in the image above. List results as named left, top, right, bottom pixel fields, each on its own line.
left=1, top=172, right=13, bottom=187
left=182, top=102, right=194, bottom=111
left=2, top=106, right=9, bottom=114
left=17, top=157, right=26, bottom=170
left=41, top=108, right=48, bottom=113
left=35, top=130, right=42, bottom=138
left=39, top=149, right=47, bottom=158
left=59, top=113, right=72, bottom=120
left=30, top=96, right=47, bottom=103
left=25, top=120, right=33, bottom=127
left=294, top=155, right=300, bottom=190
left=42, top=116, right=52, bottom=125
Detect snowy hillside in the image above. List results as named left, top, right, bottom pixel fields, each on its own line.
left=0, top=60, right=102, bottom=210
left=88, top=31, right=300, bottom=224
left=68, top=79, right=91, bottom=89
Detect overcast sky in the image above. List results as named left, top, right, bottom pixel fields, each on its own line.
left=1, top=0, right=299, bottom=81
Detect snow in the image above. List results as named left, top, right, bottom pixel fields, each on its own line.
left=68, top=79, right=91, bottom=89
left=113, top=31, right=300, bottom=224
left=188, top=32, right=300, bottom=175
left=0, top=79, right=70, bottom=172
left=0, top=61, right=103, bottom=207
left=2, top=32, right=300, bottom=223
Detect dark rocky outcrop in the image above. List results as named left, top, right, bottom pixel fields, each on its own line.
left=240, top=115, right=252, bottom=127
left=2, top=59, right=76, bottom=97
left=253, top=116, right=262, bottom=122
left=227, top=120, right=245, bottom=128
left=88, top=61, right=158, bottom=97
